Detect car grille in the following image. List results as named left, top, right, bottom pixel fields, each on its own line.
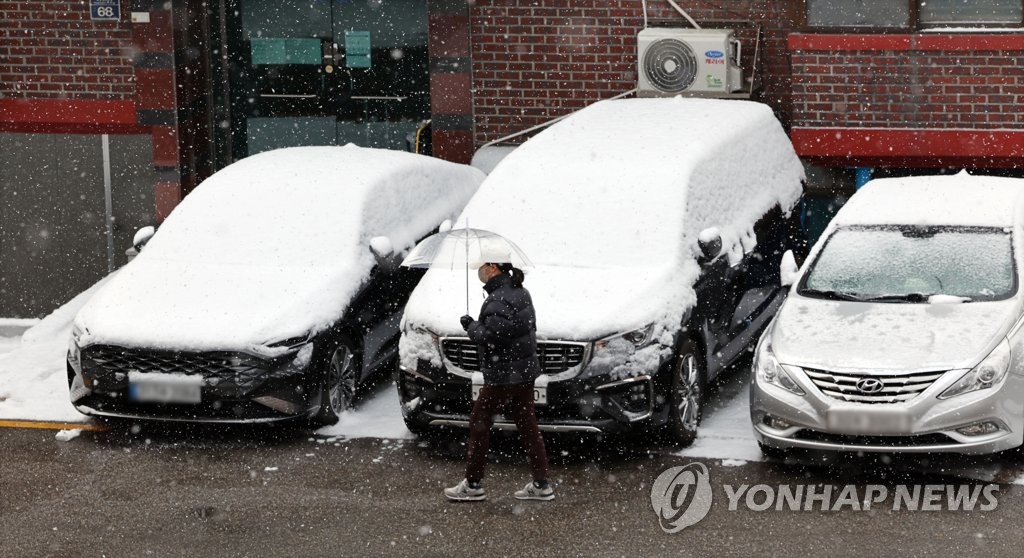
left=441, top=339, right=586, bottom=375
left=803, top=367, right=945, bottom=404
left=82, top=345, right=268, bottom=381
left=793, top=430, right=955, bottom=447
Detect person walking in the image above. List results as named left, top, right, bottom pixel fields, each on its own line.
left=444, top=261, right=554, bottom=502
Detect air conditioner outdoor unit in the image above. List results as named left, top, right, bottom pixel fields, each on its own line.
left=637, top=28, right=744, bottom=97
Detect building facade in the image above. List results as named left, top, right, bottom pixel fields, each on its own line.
left=4, top=0, right=1024, bottom=315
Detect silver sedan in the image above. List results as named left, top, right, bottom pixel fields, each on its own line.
left=751, top=218, right=1024, bottom=456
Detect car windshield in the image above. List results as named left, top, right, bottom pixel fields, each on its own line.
left=799, top=225, right=1017, bottom=302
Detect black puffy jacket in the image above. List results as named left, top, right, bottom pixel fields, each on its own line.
left=466, top=273, right=542, bottom=385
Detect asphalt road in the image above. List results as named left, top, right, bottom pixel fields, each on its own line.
left=2, top=418, right=1023, bottom=558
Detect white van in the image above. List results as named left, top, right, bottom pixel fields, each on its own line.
left=398, top=97, right=805, bottom=445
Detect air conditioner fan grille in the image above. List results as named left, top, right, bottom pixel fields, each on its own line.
left=642, top=38, right=698, bottom=93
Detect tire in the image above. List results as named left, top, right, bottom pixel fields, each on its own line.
left=662, top=339, right=707, bottom=448
left=314, top=337, right=359, bottom=425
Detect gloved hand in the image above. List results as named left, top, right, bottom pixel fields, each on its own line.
left=460, top=315, right=474, bottom=331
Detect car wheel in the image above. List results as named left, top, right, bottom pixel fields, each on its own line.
left=315, top=338, right=359, bottom=425
left=663, top=339, right=706, bottom=448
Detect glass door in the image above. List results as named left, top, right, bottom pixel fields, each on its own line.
left=226, top=0, right=430, bottom=158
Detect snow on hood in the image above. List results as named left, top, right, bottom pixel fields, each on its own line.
left=74, top=145, right=484, bottom=353
left=403, top=263, right=697, bottom=341
left=75, top=260, right=366, bottom=353
left=771, top=296, right=1020, bottom=371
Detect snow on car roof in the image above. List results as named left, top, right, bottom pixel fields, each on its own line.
left=456, top=97, right=804, bottom=267
left=146, top=144, right=486, bottom=266
left=403, top=97, right=804, bottom=343
left=832, top=172, right=1024, bottom=229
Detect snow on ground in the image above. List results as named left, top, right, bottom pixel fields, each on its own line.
left=0, top=318, right=38, bottom=356
left=316, top=383, right=413, bottom=440
left=0, top=279, right=115, bottom=423
left=678, top=383, right=763, bottom=463
left=0, top=335, right=21, bottom=356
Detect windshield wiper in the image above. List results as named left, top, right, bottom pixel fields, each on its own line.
left=799, top=289, right=866, bottom=302
left=860, top=293, right=931, bottom=303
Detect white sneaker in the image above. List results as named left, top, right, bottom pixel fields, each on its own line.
left=514, top=481, right=555, bottom=501
left=444, top=479, right=486, bottom=502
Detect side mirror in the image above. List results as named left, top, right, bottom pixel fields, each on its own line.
left=369, top=236, right=394, bottom=260
left=126, top=226, right=155, bottom=261
left=133, top=226, right=155, bottom=250
left=780, top=250, right=800, bottom=287
left=697, top=228, right=723, bottom=263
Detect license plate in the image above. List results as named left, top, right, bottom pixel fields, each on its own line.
left=827, top=407, right=910, bottom=435
left=471, top=375, right=548, bottom=406
left=128, top=372, right=202, bottom=404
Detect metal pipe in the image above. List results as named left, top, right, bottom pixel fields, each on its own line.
left=101, top=134, right=114, bottom=273
left=479, top=88, right=638, bottom=150
left=665, top=0, right=701, bottom=29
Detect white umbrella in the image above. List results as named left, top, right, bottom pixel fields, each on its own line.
left=401, top=228, right=533, bottom=313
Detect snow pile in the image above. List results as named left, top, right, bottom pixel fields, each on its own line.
left=55, top=429, right=82, bottom=442
left=405, top=98, right=804, bottom=356
left=0, top=318, right=39, bottom=354
left=678, top=386, right=765, bottom=463
left=316, top=385, right=413, bottom=440
left=0, top=276, right=114, bottom=422
left=75, top=145, right=484, bottom=354
left=398, top=328, right=442, bottom=372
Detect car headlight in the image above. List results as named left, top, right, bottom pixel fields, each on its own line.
left=399, top=323, right=442, bottom=373
left=939, top=339, right=1010, bottom=399
left=403, top=323, right=440, bottom=344
left=755, top=333, right=804, bottom=396
left=595, top=324, right=655, bottom=350
left=266, top=334, right=312, bottom=349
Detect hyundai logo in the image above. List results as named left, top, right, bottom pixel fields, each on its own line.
left=705, top=50, right=724, bottom=59
left=856, top=378, right=885, bottom=394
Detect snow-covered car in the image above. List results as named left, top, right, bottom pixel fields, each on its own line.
left=752, top=172, right=1024, bottom=456
left=397, top=98, right=805, bottom=445
left=67, top=145, right=484, bottom=424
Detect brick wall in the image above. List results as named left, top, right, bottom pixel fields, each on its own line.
left=469, top=0, right=797, bottom=146
left=790, top=35, right=1024, bottom=129
left=788, top=34, right=1024, bottom=167
left=0, top=0, right=135, bottom=99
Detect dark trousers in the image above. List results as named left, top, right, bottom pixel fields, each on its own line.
left=465, top=383, right=549, bottom=483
